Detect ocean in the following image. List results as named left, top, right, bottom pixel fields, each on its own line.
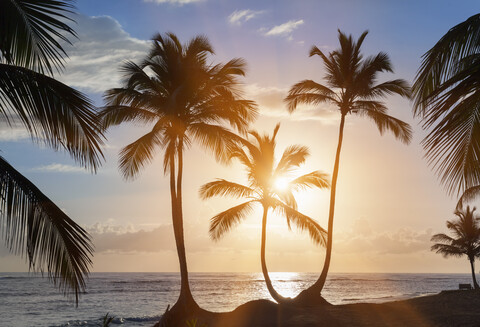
left=0, top=272, right=474, bottom=327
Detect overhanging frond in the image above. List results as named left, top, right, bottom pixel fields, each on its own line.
left=0, top=0, right=77, bottom=74
left=0, top=157, right=93, bottom=304
left=0, top=64, right=105, bottom=172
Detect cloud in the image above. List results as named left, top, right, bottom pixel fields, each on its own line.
left=0, top=127, right=30, bottom=142
left=335, top=218, right=434, bottom=255
left=144, top=0, right=202, bottom=4
left=228, top=9, right=264, bottom=26
left=244, top=83, right=339, bottom=123
left=31, top=163, right=88, bottom=174
left=263, top=19, right=304, bottom=38
left=58, top=15, right=149, bottom=93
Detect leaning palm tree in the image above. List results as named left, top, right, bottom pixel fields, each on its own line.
left=285, top=30, right=412, bottom=299
left=200, top=124, right=329, bottom=303
left=413, top=14, right=480, bottom=196
left=99, top=33, right=257, bottom=312
left=0, top=0, right=104, bottom=303
left=431, top=206, right=480, bottom=289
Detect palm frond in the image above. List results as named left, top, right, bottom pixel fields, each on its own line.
left=209, top=200, right=257, bottom=241
left=285, top=80, right=338, bottom=113
left=365, top=79, right=412, bottom=99
left=0, top=0, right=77, bottom=74
left=199, top=179, right=254, bottom=199
left=422, top=99, right=480, bottom=194
left=272, top=200, right=327, bottom=246
left=0, top=64, right=105, bottom=171
left=357, top=109, right=412, bottom=144
left=458, top=185, right=480, bottom=208
left=289, top=171, right=330, bottom=192
left=188, top=123, right=240, bottom=164
left=275, top=145, right=310, bottom=175
left=0, top=157, right=92, bottom=304
left=118, top=126, right=165, bottom=180
left=413, top=13, right=480, bottom=115
left=97, top=105, right=159, bottom=129
left=431, top=243, right=465, bottom=258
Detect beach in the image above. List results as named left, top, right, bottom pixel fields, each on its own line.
left=1, top=272, right=478, bottom=326
left=166, top=290, right=480, bottom=327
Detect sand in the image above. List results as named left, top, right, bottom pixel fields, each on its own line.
left=158, top=290, right=480, bottom=326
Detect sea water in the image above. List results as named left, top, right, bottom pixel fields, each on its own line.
left=0, top=272, right=473, bottom=327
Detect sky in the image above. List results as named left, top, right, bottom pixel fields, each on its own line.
left=1, top=0, right=480, bottom=274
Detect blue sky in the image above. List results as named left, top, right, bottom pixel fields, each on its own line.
left=2, top=0, right=480, bottom=274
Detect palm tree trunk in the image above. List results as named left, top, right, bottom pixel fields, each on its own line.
left=469, top=257, right=479, bottom=289
left=261, top=205, right=288, bottom=303
left=310, top=113, right=346, bottom=293
left=169, top=143, right=197, bottom=310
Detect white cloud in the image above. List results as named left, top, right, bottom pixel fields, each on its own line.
left=263, top=19, right=304, bottom=38
left=228, top=9, right=264, bottom=26
left=58, top=15, right=149, bottom=93
left=0, top=128, right=30, bottom=142
left=144, top=0, right=202, bottom=4
left=335, top=218, right=434, bottom=255
left=31, top=163, right=88, bottom=174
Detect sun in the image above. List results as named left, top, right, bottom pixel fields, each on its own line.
left=273, top=177, right=290, bottom=192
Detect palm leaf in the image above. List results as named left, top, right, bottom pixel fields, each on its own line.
left=458, top=185, right=480, bottom=208
left=199, top=179, right=254, bottom=199
left=0, top=0, right=77, bottom=74
left=275, top=145, right=310, bottom=175
left=272, top=200, right=327, bottom=246
left=0, top=156, right=93, bottom=304
left=289, top=171, right=330, bottom=192
left=209, top=200, right=257, bottom=241
left=0, top=64, right=105, bottom=171
left=119, top=125, right=165, bottom=180
left=357, top=109, right=412, bottom=144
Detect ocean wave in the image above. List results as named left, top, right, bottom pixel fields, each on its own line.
left=55, top=315, right=163, bottom=327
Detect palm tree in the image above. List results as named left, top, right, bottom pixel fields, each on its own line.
left=98, top=33, right=257, bottom=312
left=413, top=14, right=480, bottom=196
left=431, top=206, right=480, bottom=289
left=0, top=0, right=104, bottom=303
left=200, top=124, right=329, bottom=303
left=285, top=30, right=412, bottom=299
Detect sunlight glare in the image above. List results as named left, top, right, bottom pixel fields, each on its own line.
left=274, top=177, right=290, bottom=192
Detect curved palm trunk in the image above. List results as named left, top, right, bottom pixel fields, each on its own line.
left=170, top=139, right=197, bottom=310
left=261, top=206, right=288, bottom=303
left=309, top=114, right=346, bottom=294
left=469, top=257, right=479, bottom=290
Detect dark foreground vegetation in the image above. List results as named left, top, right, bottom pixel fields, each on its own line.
left=158, top=290, right=480, bottom=327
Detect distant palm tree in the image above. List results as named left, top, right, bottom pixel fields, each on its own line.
left=0, top=0, right=104, bottom=303
left=431, top=206, right=480, bottom=289
left=285, top=30, right=412, bottom=298
left=200, top=124, right=329, bottom=303
left=413, top=14, right=480, bottom=196
left=99, top=33, right=257, bottom=312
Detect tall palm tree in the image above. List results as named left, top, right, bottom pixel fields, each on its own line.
left=200, top=124, right=329, bottom=303
left=0, top=0, right=104, bottom=303
left=431, top=206, right=480, bottom=289
left=285, top=30, right=412, bottom=298
left=413, top=14, right=480, bottom=196
left=99, top=33, right=257, bottom=312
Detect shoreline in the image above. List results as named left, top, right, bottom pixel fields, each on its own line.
left=159, top=290, right=480, bottom=327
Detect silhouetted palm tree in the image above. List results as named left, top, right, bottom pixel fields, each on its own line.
left=99, top=33, right=257, bottom=311
left=0, top=0, right=104, bottom=303
left=431, top=206, right=480, bottom=289
left=285, top=30, right=411, bottom=298
left=413, top=14, right=480, bottom=196
left=200, top=124, right=329, bottom=303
